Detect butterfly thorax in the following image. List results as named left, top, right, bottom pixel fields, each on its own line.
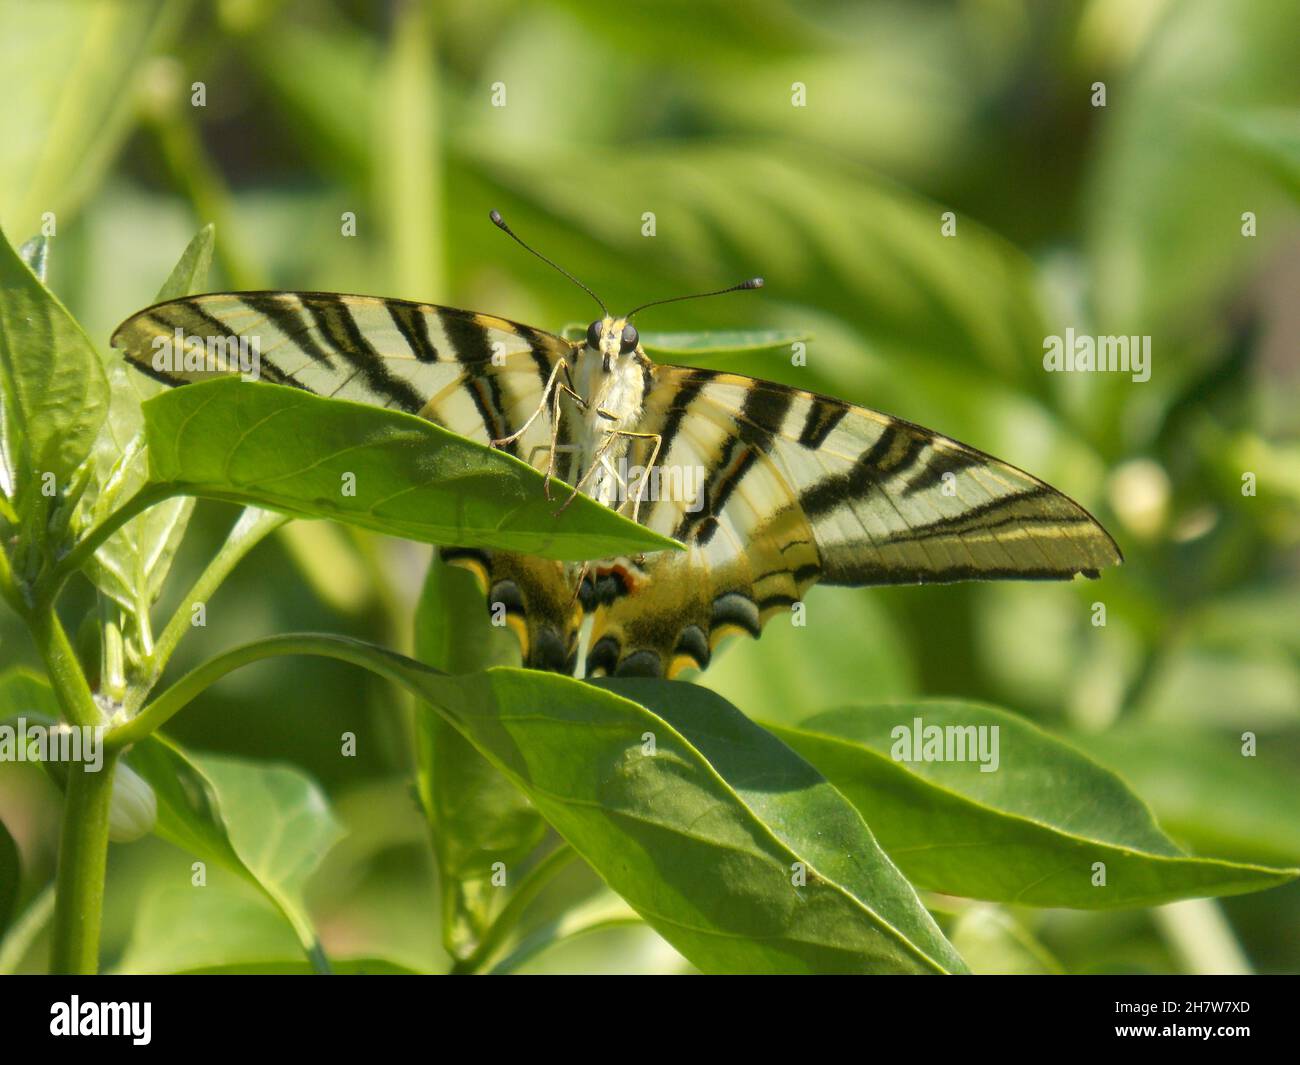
left=565, top=317, right=653, bottom=508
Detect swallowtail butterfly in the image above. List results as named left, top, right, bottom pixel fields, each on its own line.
left=112, top=211, right=1122, bottom=678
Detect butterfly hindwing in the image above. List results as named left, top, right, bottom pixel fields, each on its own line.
left=441, top=548, right=582, bottom=674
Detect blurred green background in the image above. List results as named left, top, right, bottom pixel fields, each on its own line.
left=1, top=0, right=1297, bottom=974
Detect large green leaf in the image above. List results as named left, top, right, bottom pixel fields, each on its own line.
left=1074, top=722, right=1300, bottom=868
left=133, top=377, right=677, bottom=561
left=412, top=554, right=545, bottom=958
left=126, top=736, right=344, bottom=968
left=255, top=641, right=965, bottom=973
left=0, top=225, right=109, bottom=586
left=155, top=636, right=967, bottom=972
left=768, top=702, right=1296, bottom=909
left=80, top=226, right=213, bottom=622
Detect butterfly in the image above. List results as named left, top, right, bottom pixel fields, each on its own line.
left=112, top=210, right=1122, bottom=679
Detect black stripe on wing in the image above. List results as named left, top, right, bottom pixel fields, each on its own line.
left=675, top=385, right=794, bottom=545
left=386, top=300, right=441, bottom=362
left=300, top=294, right=425, bottom=411
left=440, top=308, right=519, bottom=455
left=240, top=293, right=336, bottom=367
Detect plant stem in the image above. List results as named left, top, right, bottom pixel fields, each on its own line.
left=27, top=607, right=101, bottom=730
left=49, top=751, right=119, bottom=974
left=107, top=632, right=439, bottom=749
left=125, top=507, right=287, bottom=715
left=450, top=843, right=578, bottom=974
left=25, top=602, right=113, bottom=973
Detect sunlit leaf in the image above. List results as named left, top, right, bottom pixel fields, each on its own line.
left=127, top=736, right=344, bottom=967
left=135, top=377, right=678, bottom=560
left=768, top=702, right=1297, bottom=908
left=0, top=225, right=108, bottom=586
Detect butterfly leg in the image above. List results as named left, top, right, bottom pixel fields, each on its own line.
left=568, top=561, right=592, bottom=608
left=555, top=429, right=662, bottom=522
left=555, top=430, right=620, bottom=515
left=541, top=380, right=587, bottom=501
left=623, top=431, right=663, bottom=525
left=490, top=357, right=569, bottom=449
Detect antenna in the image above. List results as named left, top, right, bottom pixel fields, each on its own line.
left=489, top=209, right=607, bottom=315
left=625, top=277, right=763, bottom=319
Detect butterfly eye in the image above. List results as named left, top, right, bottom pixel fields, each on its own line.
left=586, top=320, right=604, bottom=349
left=620, top=323, right=639, bottom=353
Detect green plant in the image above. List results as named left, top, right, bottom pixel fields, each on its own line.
left=0, top=225, right=1293, bottom=975
left=3, top=0, right=1300, bottom=978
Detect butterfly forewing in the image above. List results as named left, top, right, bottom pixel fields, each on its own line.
left=111, top=292, right=573, bottom=465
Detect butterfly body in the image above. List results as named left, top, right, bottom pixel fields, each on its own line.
left=557, top=316, right=654, bottom=510
left=113, top=285, right=1121, bottom=680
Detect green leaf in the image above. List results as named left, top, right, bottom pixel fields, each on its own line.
left=127, top=736, right=344, bottom=968
left=152, top=223, right=217, bottom=304
left=115, top=879, right=307, bottom=976
left=160, top=636, right=965, bottom=972
left=326, top=647, right=964, bottom=973
left=1074, top=723, right=1300, bottom=868
left=0, top=225, right=109, bottom=585
left=0, top=817, right=18, bottom=938
left=137, top=377, right=679, bottom=560
left=767, top=702, right=1297, bottom=909
left=81, top=226, right=215, bottom=624
left=639, top=329, right=810, bottom=360
left=412, top=554, right=545, bottom=958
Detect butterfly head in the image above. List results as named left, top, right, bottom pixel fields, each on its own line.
left=585, top=317, right=639, bottom=372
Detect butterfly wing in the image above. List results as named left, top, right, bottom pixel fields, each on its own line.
left=584, top=366, right=1122, bottom=677
left=112, top=290, right=587, bottom=671
left=111, top=291, right=575, bottom=465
